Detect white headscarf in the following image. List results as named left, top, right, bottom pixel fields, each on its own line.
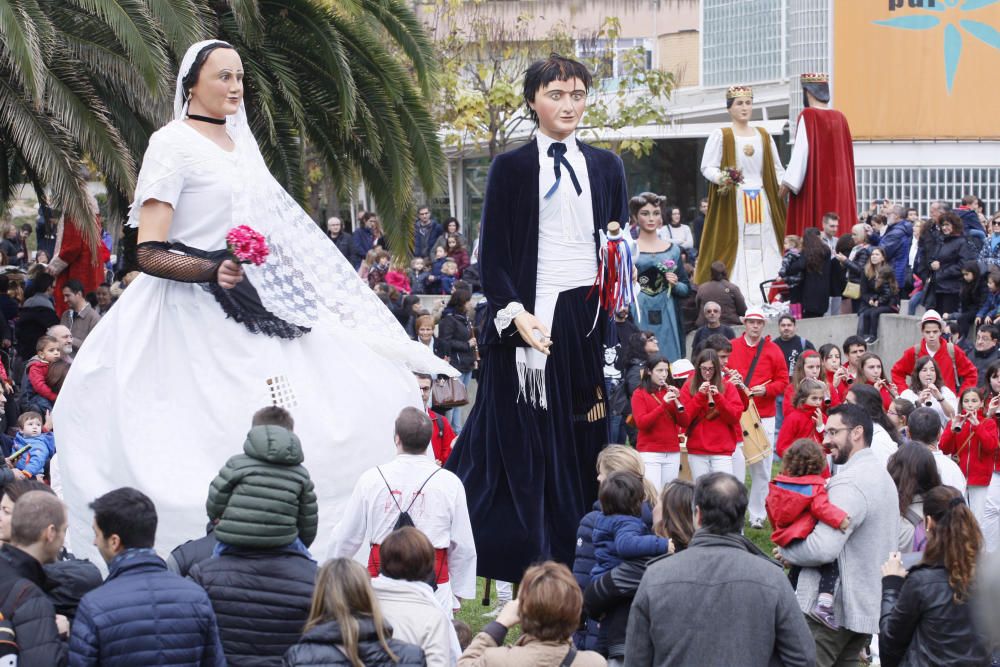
left=132, top=40, right=456, bottom=376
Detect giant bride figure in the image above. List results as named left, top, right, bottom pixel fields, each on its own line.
left=54, top=41, right=453, bottom=560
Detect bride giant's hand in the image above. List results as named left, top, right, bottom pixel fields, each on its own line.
left=217, top=259, right=244, bottom=289
left=514, top=311, right=552, bottom=356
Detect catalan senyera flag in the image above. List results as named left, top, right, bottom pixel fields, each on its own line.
left=743, top=189, right=763, bottom=225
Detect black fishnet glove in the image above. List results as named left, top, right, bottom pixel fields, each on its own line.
left=136, top=241, right=223, bottom=283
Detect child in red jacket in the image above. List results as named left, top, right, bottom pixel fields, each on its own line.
left=766, top=439, right=850, bottom=630
left=776, top=378, right=826, bottom=459
left=941, top=388, right=999, bottom=523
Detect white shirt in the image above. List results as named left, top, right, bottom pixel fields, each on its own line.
left=534, top=130, right=597, bottom=297
left=932, top=449, right=968, bottom=494
left=657, top=223, right=694, bottom=249
left=784, top=115, right=810, bottom=194
left=700, top=127, right=785, bottom=189
left=899, top=387, right=958, bottom=427
left=328, top=454, right=476, bottom=599
left=871, top=424, right=898, bottom=468
left=372, top=576, right=460, bottom=667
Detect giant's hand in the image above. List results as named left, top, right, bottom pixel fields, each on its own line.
left=514, top=311, right=552, bottom=356
left=217, top=259, right=244, bottom=290
left=778, top=184, right=790, bottom=200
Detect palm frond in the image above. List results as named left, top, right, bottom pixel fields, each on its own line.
left=0, top=0, right=48, bottom=102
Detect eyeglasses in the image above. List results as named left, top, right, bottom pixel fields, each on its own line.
left=699, top=365, right=715, bottom=373
left=824, top=426, right=857, bottom=437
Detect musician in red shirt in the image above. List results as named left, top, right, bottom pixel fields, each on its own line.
left=727, top=308, right=789, bottom=528
left=890, top=310, right=977, bottom=394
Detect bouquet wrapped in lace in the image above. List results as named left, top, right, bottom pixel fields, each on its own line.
left=226, top=225, right=269, bottom=266
left=717, top=167, right=744, bottom=195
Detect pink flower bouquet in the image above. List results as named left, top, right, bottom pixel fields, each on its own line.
left=226, top=225, right=269, bottom=266
left=717, top=166, right=744, bottom=195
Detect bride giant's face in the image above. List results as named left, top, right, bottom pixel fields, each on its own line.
left=188, top=48, right=244, bottom=119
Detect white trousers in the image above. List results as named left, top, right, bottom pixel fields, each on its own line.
left=640, top=451, right=681, bottom=492
left=747, top=417, right=776, bottom=522
left=732, top=443, right=747, bottom=486
left=688, top=454, right=734, bottom=481
left=968, top=486, right=989, bottom=527
left=496, top=580, right=513, bottom=601
left=982, top=473, right=1000, bottom=552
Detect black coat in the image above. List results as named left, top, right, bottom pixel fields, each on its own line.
left=0, top=543, right=67, bottom=666
left=190, top=546, right=318, bottom=667
left=328, top=232, right=352, bottom=260
left=282, top=618, right=425, bottom=666
left=44, top=549, right=103, bottom=622
left=879, top=565, right=991, bottom=667
left=788, top=251, right=833, bottom=315
left=436, top=309, right=475, bottom=373
left=15, top=298, right=60, bottom=360
left=928, top=235, right=978, bottom=295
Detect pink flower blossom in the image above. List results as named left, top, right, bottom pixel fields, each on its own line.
left=226, top=225, right=269, bottom=266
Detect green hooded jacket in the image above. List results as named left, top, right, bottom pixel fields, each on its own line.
left=207, top=425, right=318, bottom=549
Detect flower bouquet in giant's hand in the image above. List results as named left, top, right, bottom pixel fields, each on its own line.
left=660, top=259, right=678, bottom=297
left=226, top=225, right=269, bottom=266
left=717, top=166, right=744, bottom=195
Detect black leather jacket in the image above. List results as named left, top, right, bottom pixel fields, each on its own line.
left=879, top=564, right=991, bottom=667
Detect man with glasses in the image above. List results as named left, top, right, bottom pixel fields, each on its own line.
left=415, top=372, right=456, bottom=466
left=777, top=404, right=898, bottom=667
left=691, top=301, right=736, bottom=355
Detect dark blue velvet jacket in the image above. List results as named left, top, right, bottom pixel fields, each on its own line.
left=478, top=137, right=629, bottom=347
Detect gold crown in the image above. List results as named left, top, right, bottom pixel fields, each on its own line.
left=801, top=73, right=829, bottom=83
left=726, top=85, right=753, bottom=100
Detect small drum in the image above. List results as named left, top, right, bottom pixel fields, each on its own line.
left=678, top=436, right=692, bottom=482
left=740, top=398, right=772, bottom=465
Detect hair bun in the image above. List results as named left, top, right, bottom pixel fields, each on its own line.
left=949, top=496, right=965, bottom=509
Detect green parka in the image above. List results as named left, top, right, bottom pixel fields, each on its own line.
left=206, top=425, right=318, bottom=548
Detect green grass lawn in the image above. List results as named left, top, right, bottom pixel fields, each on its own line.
left=456, top=460, right=780, bottom=638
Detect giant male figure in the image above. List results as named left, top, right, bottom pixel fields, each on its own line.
left=447, top=55, right=628, bottom=581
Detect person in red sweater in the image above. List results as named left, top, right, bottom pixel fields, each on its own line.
left=941, top=388, right=999, bottom=525
left=857, top=352, right=898, bottom=411
left=680, top=349, right=743, bottom=480
left=415, top=373, right=455, bottom=465
left=820, top=344, right=852, bottom=406
left=783, top=350, right=840, bottom=414
left=765, top=438, right=850, bottom=630
left=891, top=309, right=977, bottom=394
left=23, top=334, right=61, bottom=413
left=776, top=378, right=826, bottom=459
left=631, top=356, right=690, bottom=491
left=727, top=307, right=789, bottom=528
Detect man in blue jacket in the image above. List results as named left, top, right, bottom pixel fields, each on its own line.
left=68, top=488, right=225, bottom=667
left=878, top=204, right=913, bottom=290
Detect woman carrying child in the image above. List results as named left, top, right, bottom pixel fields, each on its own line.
left=680, top=349, right=743, bottom=479
left=765, top=439, right=850, bottom=630
left=940, top=387, right=998, bottom=524
left=630, top=356, right=690, bottom=491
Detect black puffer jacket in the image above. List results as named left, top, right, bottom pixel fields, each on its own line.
left=879, top=564, right=991, bottom=667
left=0, top=544, right=67, bottom=666
left=190, top=546, right=317, bottom=666
left=282, top=617, right=426, bottom=666
left=437, top=308, right=475, bottom=373
left=928, top=235, right=978, bottom=295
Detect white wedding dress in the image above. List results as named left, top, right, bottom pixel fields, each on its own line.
left=53, top=115, right=451, bottom=564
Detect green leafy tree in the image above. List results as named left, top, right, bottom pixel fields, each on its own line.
left=430, top=6, right=673, bottom=160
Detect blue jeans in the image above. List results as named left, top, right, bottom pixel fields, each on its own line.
left=775, top=394, right=785, bottom=432
left=448, top=370, right=473, bottom=431
left=908, top=290, right=923, bottom=316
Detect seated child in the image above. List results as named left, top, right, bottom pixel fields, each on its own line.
left=21, top=335, right=61, bottom=414
left=591, top=471, right=669, bottom=579
left=206, top=406, right=318, bottom=551
left=440, top=259, right=459, bottom=295
left=779, top=235, right=803, bottom=318
left=385, top=259, right=411, bottom=295
left=427, top=246, right=448, bottom=293
left=766, top=439, right=850, bottom=630
left=11, top=411, right=55, bottom=481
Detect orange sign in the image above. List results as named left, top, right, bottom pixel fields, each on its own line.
left=833, top=0, right=1000, bottom=140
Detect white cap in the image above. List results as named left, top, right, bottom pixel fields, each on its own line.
left=921, top=309, right=943, bottom=327
left=671, top=358, right=695, bottom=379
left=742, top=307, right=766, bottom=322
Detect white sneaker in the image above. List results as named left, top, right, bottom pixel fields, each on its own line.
left=482, top=600, right=507, bottom=618
left=749, top=518, right=765, bottom=530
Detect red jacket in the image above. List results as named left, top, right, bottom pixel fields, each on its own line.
left=940, top=412, right=999, bottom=486
left=28, top=360, right=57, bottom=401
left=631, top=387, right=690, bottom=453
left=775, top=403, right=824, bottom=458
left=680, top=379, right=742, bottom=455
left=825, top=370, right=850, bottom=405
left=859, top=380, right=894, bottom=411
left=783, top=378, right=842, bottom=414
left=728, top=335, right=789, bottom=417
left=891, top=340, right=977, bottom=394
left=427, top=409, right=455, bottom=465
left=766, top=473, right=848, bottom=547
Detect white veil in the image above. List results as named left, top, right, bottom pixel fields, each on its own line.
left=131, top=40, right=455, bottom=377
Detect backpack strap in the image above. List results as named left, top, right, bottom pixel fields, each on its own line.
left=429, top=412, right=445, bottom=439
left=560, top=645, right=578, bottom=667
left=904, top=508, right=923, bottom=527
left=946, top=342, right=960, bottom=390
left=376, top=467, right=406, bottom=515
left=403, top=468, right=443, bottom=515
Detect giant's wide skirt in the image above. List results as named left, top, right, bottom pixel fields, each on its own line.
left=53, top=274, right=419, bottom=563
left=446, top=287, right=606, bottom=582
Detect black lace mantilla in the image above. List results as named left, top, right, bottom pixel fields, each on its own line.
left=140, top=241, right=310, bottom=339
